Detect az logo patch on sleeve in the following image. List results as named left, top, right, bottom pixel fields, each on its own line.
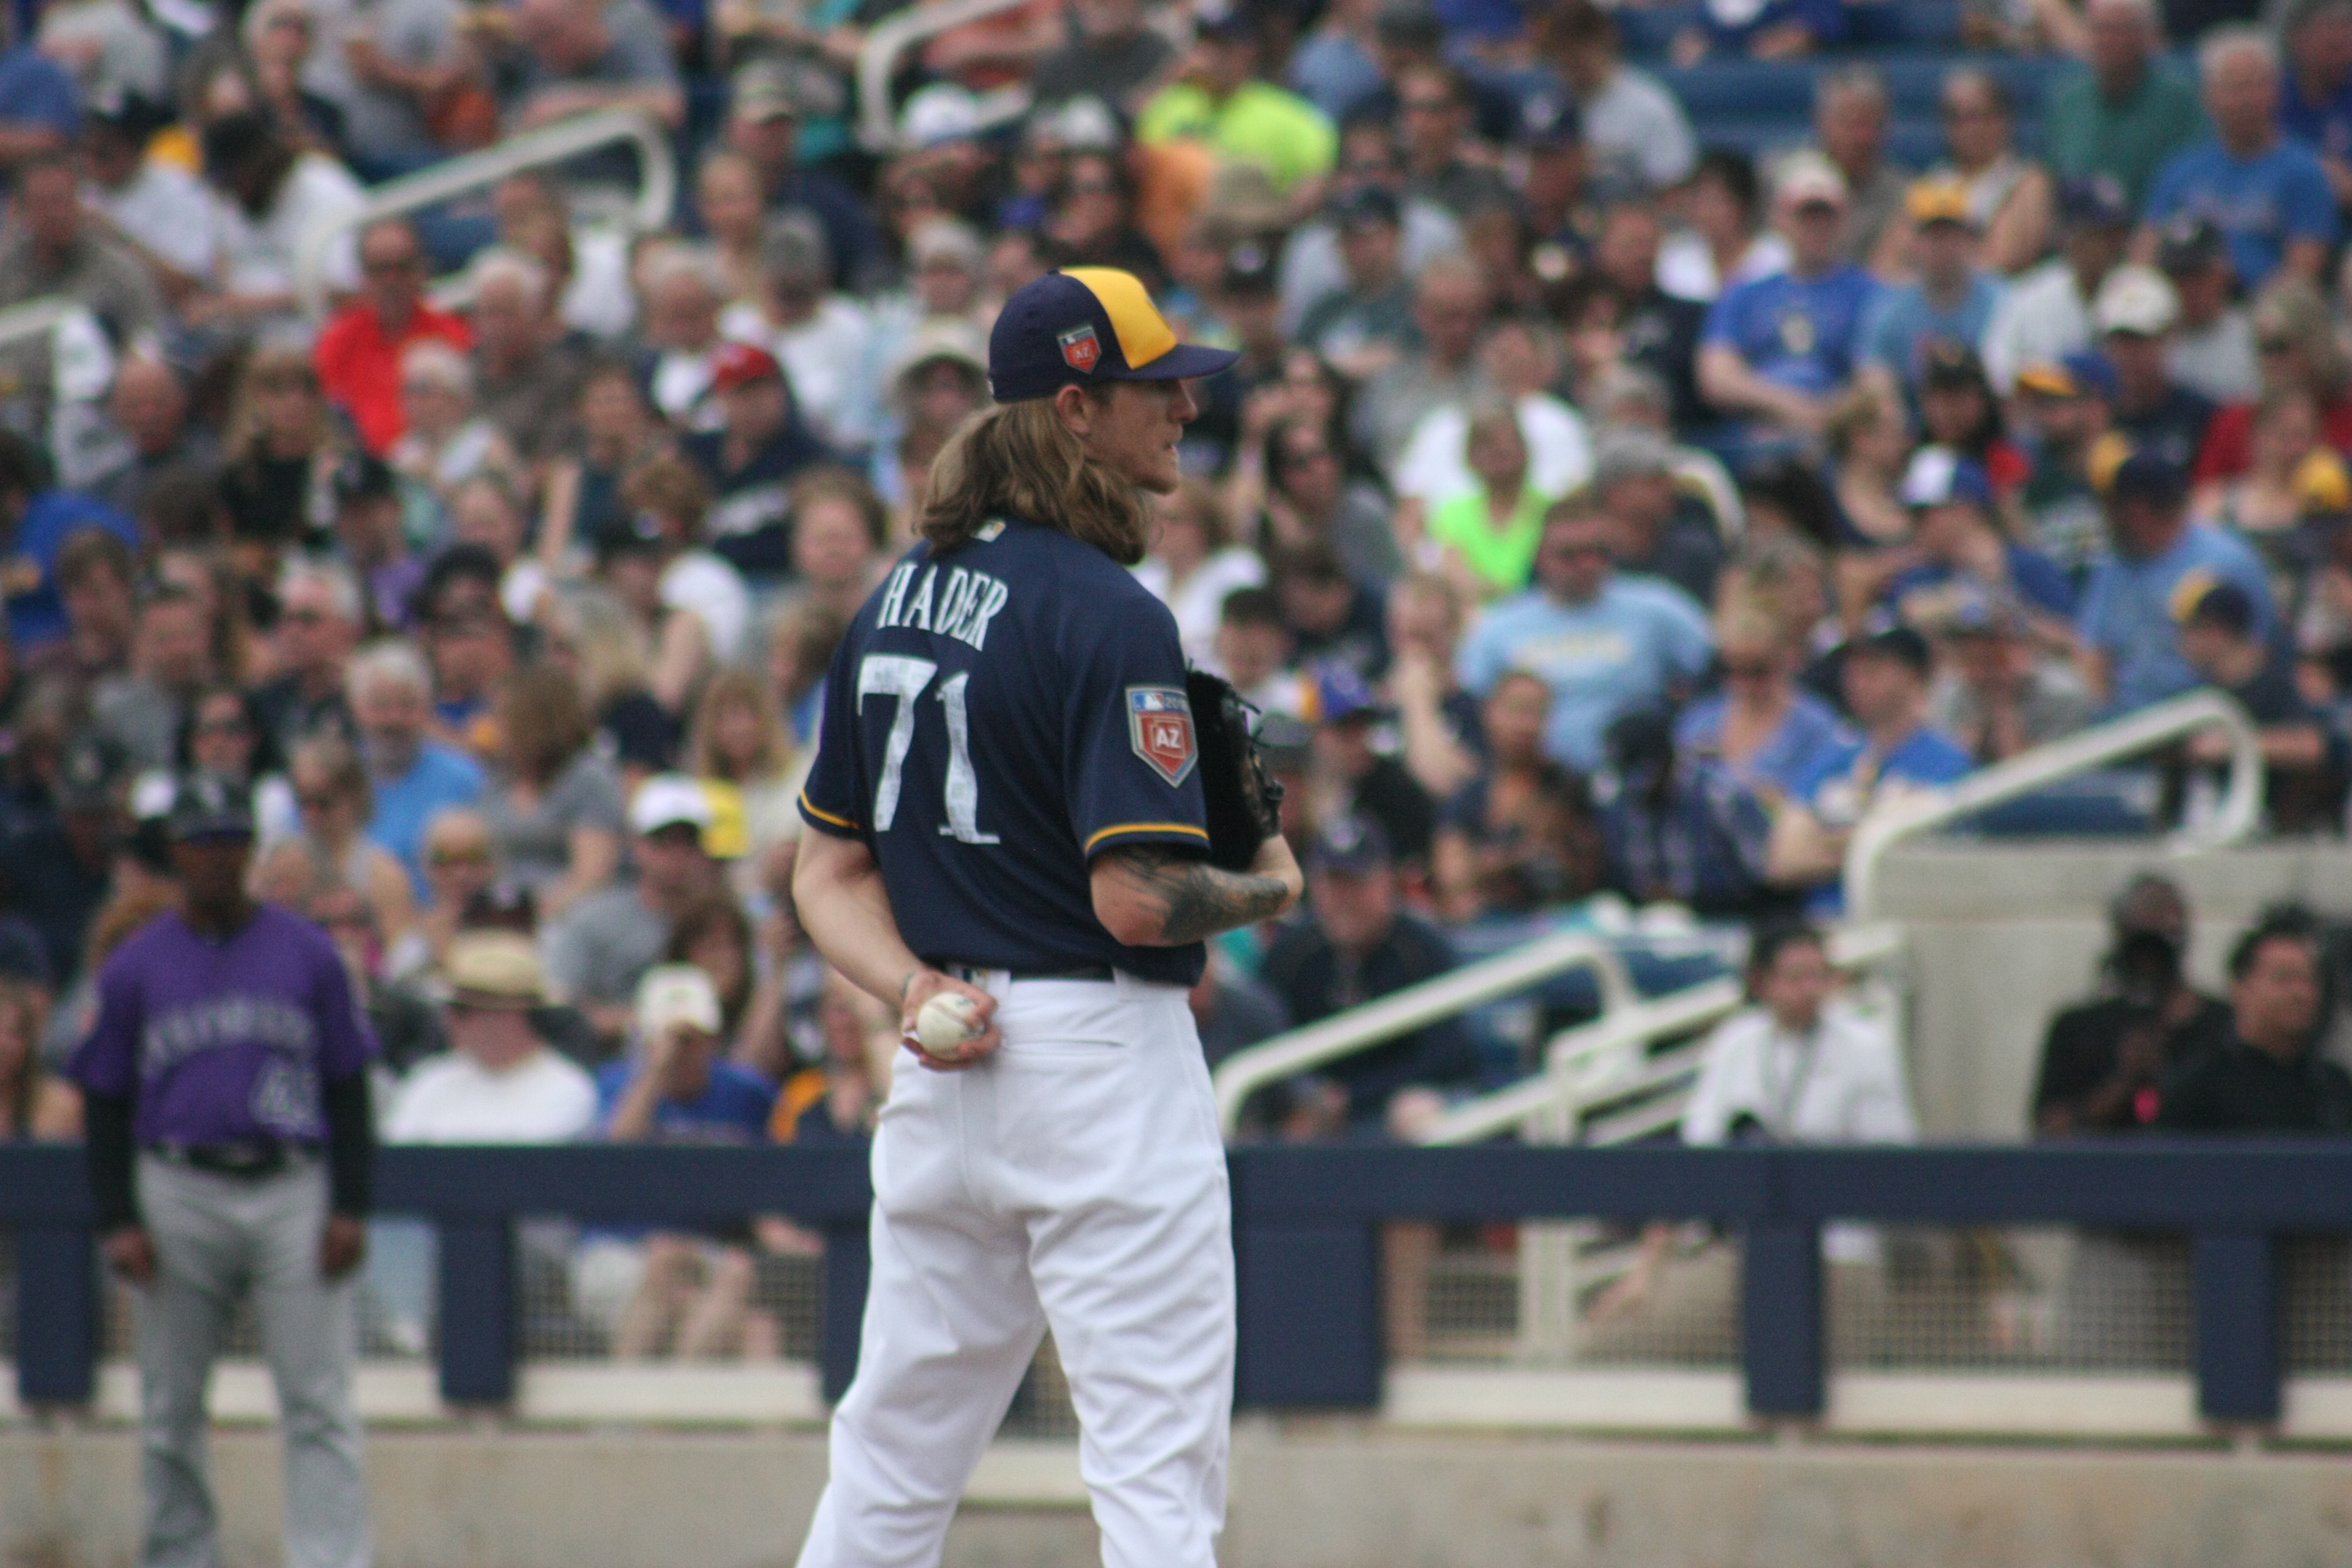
left=1126, top=685, right=1196, bottom=786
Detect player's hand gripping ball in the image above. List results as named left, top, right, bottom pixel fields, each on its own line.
left=914, top=991, right=986, bottom=1064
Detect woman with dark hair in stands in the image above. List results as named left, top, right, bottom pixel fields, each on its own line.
left=217, top=342, right=342, bottom=562
left=1657, top=148, right=1790, bottom=304
left=1432, top=669, right=1605, bottom=923
left=1046, top=150, right=1166, bottom=292
left=2195, top=276, right=2352, bottom=488
left=1251, top=416, right=1401, bottom=589
left=178, top=683, right=300, bottom=842
left=1916, top=340, right=2028, bottom=497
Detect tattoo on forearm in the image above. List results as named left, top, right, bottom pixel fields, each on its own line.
left=1109, top=848, right=1289, bottom=945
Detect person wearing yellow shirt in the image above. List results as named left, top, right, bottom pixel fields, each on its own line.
left=1136, top=3, right=1336, bottom=195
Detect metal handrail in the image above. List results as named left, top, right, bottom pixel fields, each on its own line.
left=1842, top=688, right=2262, bottom=922
left=1211, top=929, right=1639, bottom=1137
left=1417, top=922, right=1907, bottom=1147
left=855, top=0, right=1039, bottom=150
left=293, top=108, right=678, bottom=318
left=0, top=296, right=84, bottom=353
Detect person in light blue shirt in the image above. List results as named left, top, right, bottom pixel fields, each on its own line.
left=349, top=640, right=487, bottom=893
left=1672, top=605, right=1849, bottom=803
left=2144, top=28, right=2337, bottom=292
left=1456, top=500, right=1714, bottom=773
left=2077, top=451, right=2276, bottom=716
left=1858, top=180, right=2005, bottom=402
left=1773, top=623, right=1973, bottom=916
left=1699, top=154, right=1882, bottom=441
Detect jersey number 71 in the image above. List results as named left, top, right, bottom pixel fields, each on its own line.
left=856, top=654, right=999, bottom=844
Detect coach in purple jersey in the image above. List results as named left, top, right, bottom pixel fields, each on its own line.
left=69, top=773, right=379, bottom=1568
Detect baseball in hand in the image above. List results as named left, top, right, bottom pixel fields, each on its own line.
left=915, top=992, right=984, bottom=1059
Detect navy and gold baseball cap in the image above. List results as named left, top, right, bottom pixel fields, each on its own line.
left=988, top=268, right=1239, bottom=402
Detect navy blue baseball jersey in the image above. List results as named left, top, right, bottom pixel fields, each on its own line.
left=799, top=518, right=1213, bottom=986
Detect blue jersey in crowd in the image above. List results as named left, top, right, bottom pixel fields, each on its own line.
left=4, top=491, right=138, bottom=649
left=1886, top=545, right=2077, bottom=625
left=1703, top=264, right=1881, bottom=399
left=800, top=516, right=1215, bottom=987
left=2077, top=524, right=2275, bottom=715
left=1858, top=273, right=2006, bottom=395
left=1455, top=576, right=1715, bottom=773
left=1672, top=688, right=1851, bottom=801
left=1791, top=724, right=1974, bottom=916
left=592, top=1058, right=776, bottom=1141
left=2146, top=138, right=2338, bottom=291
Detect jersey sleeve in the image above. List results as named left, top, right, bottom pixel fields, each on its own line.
left=66, top=950, right=142, bottom=1097
left=798, top=632, right=869, bottom=840
left=1064, top=594, right=1213, bottom=861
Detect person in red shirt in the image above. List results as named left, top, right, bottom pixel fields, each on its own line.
left=313, top=219, right=472, bottom=455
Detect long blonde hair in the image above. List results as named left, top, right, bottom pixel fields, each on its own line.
left=686, top=665, right=792, bottom=782
left=918, top=394, right=1152, bottom=565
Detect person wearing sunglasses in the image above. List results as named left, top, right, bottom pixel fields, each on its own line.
left=314, top=217, right=472, bottom=456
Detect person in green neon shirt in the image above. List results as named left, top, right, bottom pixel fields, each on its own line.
left=1422, top=402, right=1555, bottom=600
left=1136, top=4, right=1336, bottom=194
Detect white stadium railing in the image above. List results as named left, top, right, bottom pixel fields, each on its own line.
left=293, top=107, right=678, bottom=318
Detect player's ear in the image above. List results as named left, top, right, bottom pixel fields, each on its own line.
left=1050, top=382, right=1095, bottom=438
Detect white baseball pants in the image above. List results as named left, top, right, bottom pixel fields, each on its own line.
left=795, top=969, right=1234, bottom=1568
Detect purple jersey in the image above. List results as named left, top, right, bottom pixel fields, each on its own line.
left=68, top=905, right=379, bottom=1146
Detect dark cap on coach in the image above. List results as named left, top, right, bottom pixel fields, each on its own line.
left=987, top=267, right=1241, bottom=403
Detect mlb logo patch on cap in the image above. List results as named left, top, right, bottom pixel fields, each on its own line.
left=1058, top=324, right=1100, bottom=373
left=1127, top=685, right=1197, bottom=786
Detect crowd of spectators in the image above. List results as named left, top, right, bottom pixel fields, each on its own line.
left=0, top=0, right=2349, bottom=1359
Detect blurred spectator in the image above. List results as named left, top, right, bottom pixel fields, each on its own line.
left=1810, top=66, right=1908, bottom=268
left=1923, top=69, right=2054, bottom=278
left=2175, top=581, right=2341, bottom=827
left=1886, top=446, right=2074, bottom=632
left=413, top=547, right=517, bottom=755
left=179, top=683, right=301, bottom=842
left=1271, top=540, right=1388, bottom=682
left=481, top=663, right=625, bottom=921
left=1980, top=175, right=2134, bottom=393
left=1587, top=204, right=1710, bottom=434
left=405, top=807, right=496, bottom=978
left=1306, top=665, right=1436, bottom=874
left=0, top=438, right=138, bottom=656
left=289, top=733, right=417, bottom=941
left=1135, top=478, right=1266, bottom=670
left=1656, top=148, right=1789, bottom=306
left=2283, top=0, right=2352, bottom=204
left=1596, top=706, right=1774, bottom=917
left=685, top=665, right=800, bottom=897
left=2191, top=388, right=2336, bottom=557
left=91, top=578, right=214, bottom=771
left=1354, top=255, right=1489, bottom=460
left=327, top=455, right=424, bottom=632
left=80, top=99, right=219, bottom=307
left=1259, top=815, right=1479, bottom=1134
left=679, top=341, right=835, bottom=582
left=2145, top=28, right=2334, bottom=294
left=1432, top=672, right=1598, bottom=921
left=723, top=215, right=872, bottom=449
left=386, top=339, right=520, bottom=513
left=2158, top=908, right=2352, bottom=1131
left=1860, top=182, right=2005, bottom=404
left=1136, top=5, right=1336, bottom=195
left=578, top=963, right=777, bottom=1358
left=1768, top=623, right=1971, bottom=914
left=1589, top=924, right=1915, bottom=1343
left=721, top=61, right=879, bottom=292
left=2032, top=874, right=2228, bottom=1135
left=1393, top=62, right=1509, bottom=221
left=2076, top=453, right=2273, bottom=714
left=2154, top=217, right=2256, bottom=406
left=1541, top=0, right=1696, bottom=194
left=1672, top=0, right=1843, bottom=63
left=2011, top=356, right=2122, bottom=574
left=314, top=218, right=471, bottom=456
left=1592, top=426, right=1723, bottom=607
left=1296, top=189, right=1417, bottom=378
left=253, top=559, right=361, bottom=760
left=1697, top=155, right=1881, bottom=443
left=1823, top=382, right=1913, bottom=580
left=1927, top=590, right=2097, bottom=763
left=500, top=0, right=684, bottom=133
left=469, top=248, right=585, bottom=468
left=0, top=974, right=74, bottom=1138
left=1031, top=0, right=1170, bottom=111
left=2044, top=0, right=2206, bottom=212
left=1419, top=400, right=1550, bottom=602
left=87, top=358, right=217, bottom=520
left=1278, top=117, right=1462, bottom=336
left=2090, top=266, right=2213, bottom=475
left=641, top=247, right=736, bottom=434
left=2, top=731, right=122, bottom=987
left=697, top=149, right=769, bottom=309
left=547, top=774, right=722, bottom=1041
left=1384, top=571, right=1485, bottom=802
left=192, top=110, right=364, bottom=330
left=30, top=526, right=137, bottom=693
left=872, top=320, right=990, bottom=531
left=1393, top=315, right=1592, bottom=517
left=1675, top=602, right=1848, bottom=803
left=309, top=882, right=443, bottom=1075
left=0, top=32, right=78, bottom=176
left=349, top=638, right=486, bottom=891
left=0, top=152, right=162, bottom=348
left=217, top=344, right=341, bottom=558
left=1288, top=0, right=1384, bottom=122
left=2194, top=278, right=2352, bottom=488
left=1457, top=498, right=1713, bottom=773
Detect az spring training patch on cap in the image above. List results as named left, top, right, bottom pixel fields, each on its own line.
left=1058, top=324, right=1100, bottom=372
left=1128, top=686, right=1196, bottom=786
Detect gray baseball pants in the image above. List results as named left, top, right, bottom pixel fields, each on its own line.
left=133, top=1153, right=371, bottom=1568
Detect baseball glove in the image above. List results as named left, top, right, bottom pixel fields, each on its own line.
left=1185, top=668, right=1284, bottom=871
